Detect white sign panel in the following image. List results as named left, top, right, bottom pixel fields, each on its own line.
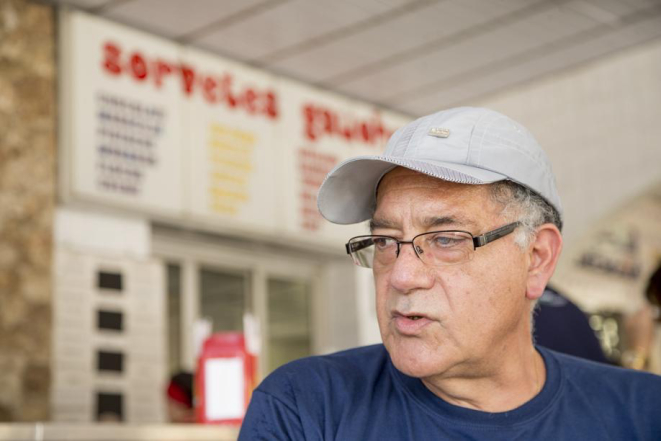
left=183, top=48, right=279, bottom=234
left=65, top=13, right=184, bottom=216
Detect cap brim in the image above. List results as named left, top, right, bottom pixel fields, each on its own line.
left=317, top=156, right=508, bottom=224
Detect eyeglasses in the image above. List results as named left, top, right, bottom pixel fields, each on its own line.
left=345, top=222, right=521, bottom=269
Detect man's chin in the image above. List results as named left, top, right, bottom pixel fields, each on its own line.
left=385, top=339, right=447, bottom=379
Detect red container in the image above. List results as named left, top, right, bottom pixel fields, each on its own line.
left=195, top=332, right=257, bottom=425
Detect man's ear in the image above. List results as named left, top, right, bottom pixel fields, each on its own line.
left=525, top=224, right=563, bottom=300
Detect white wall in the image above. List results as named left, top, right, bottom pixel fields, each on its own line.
left=55, top=208, right=150, bottom=258
left=475, top=37, right=661, bottom=249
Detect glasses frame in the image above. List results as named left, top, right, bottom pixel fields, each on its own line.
left=345, top=221, right=521, bottom=268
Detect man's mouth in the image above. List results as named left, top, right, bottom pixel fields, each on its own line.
left=392, top=312, right=432, bottom=335
left=395, top=311, right=428, bottom=320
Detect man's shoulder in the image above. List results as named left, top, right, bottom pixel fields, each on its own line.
left=544, top=348, right=661, bottom=438
left=544, top=347, right=661, bottom=397
left=256, top=344, right=390, bottom=400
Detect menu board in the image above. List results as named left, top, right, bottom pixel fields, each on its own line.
left=61, top=10, right=410, bottom=247
left=182, top=48, right=279, bottom=234
left=65, top=12, right=185, bottom=216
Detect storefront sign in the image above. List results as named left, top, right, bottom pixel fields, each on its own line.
left=60, top=11, right=409, bottom=246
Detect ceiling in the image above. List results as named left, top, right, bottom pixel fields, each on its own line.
left=49, top=0, right=661, bottom=117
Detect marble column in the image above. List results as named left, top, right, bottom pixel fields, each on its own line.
left=0, top=0, right=56, bottom=422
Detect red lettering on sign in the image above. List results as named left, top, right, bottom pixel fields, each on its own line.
left=218, top=74, right=237, bottom=108
left=100, top=41, right=281, bottom=121
left=302, top=104, right=394, bottom=146
left=203, top=76, right=218, bottom=103
left=129, top=53, right=148, bottom=80
left=360, top=122, right=369, bottom=142
left=102, top=42, right=122, bottom=75
left=322, top=110, right=333, bottom=135
left=303, top=106, right=316, bottom=141
left=244, top=88, right=257, bottom=114
left=154, top=60, right=172, bottom=87
left=265, top=91, right=278, bottom=119
left=180, top=65, right=196, bottom=95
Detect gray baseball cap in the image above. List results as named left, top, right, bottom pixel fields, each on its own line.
left=317, top=107, right=562, bottom=224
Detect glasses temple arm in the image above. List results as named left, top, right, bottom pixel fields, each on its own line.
left=473, top=222, right=521, bottom=248
left=346, top=238, right=374, bottom=254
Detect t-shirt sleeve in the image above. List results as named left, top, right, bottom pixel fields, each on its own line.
left=238, top=389, right=306, bottom=441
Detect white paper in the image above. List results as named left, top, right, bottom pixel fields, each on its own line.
left=205, top=357, right=244, bottom=420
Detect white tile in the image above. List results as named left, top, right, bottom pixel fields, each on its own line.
left=400, top=9, right=661, bottom=114
left=337, top=6, right=597, bottom=103
left=265, top=1, right=491, bottom=83
left=195, top=0, right=413, bottom=61
left=54, top=0, right=115, bottom=9
left=103, top=0, right=266, bottom=39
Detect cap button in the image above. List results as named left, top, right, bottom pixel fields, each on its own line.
left=429, top=127, right=450, bottom=138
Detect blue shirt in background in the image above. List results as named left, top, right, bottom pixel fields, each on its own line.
left=534, top=286, right=610, bottom=364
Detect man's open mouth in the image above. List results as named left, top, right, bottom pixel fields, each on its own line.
left=392, top=312, right=432, bottom=334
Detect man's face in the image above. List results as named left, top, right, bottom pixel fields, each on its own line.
left=372, top=168, right=531, bottom=381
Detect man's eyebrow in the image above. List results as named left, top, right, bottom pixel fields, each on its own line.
left=422, top=215, right=474, bottom=229
left=369, top=218, right=398, bottom=232
left=369, top=215, right=476, bottom=232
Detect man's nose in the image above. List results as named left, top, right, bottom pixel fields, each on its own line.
left=388, top=242, right=435, bottom=294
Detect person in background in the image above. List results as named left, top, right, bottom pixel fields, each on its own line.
left=535, top=282, right=658, bottom=370
left=166, top=371, right=195, bottom=423
left=621, top=263, right=661, bottom=371
left=239, top=107, right=661, bottom=440
left=533, top=285, right=609, bottom=364
left=645, top=262, right=661, bottom=313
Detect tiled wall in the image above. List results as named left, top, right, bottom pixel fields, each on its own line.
left=53, top=248, right=166, bottom=422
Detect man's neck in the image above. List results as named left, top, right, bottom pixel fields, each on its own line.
left=420, top=343, right=546, bottom=413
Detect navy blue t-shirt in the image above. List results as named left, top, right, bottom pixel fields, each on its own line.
left=239, top=345, right=661, bottom=440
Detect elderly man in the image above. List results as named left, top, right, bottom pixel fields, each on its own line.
left=239, top=107, right=661, bottom=440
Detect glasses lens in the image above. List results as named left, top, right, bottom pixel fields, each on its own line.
left=414, top=231, right=473, bottom=266
left=348, top=236, right=397, bottom=268
left=347, top=237, right=375, bottom=268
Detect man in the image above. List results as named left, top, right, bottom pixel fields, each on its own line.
left=239, top=107, right=661, bottom=440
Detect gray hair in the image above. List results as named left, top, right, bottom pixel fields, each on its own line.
left=489, top=180, right=563, bottom=249
left=488, top=182, right=563, bottom=327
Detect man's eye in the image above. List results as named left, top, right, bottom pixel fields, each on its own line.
left=430, top=234, right=463, bottom=248
left=373, top=238, right=394, bottom=249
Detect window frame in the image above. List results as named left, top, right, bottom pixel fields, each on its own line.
left=153, top=230, right=323, bottom=379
